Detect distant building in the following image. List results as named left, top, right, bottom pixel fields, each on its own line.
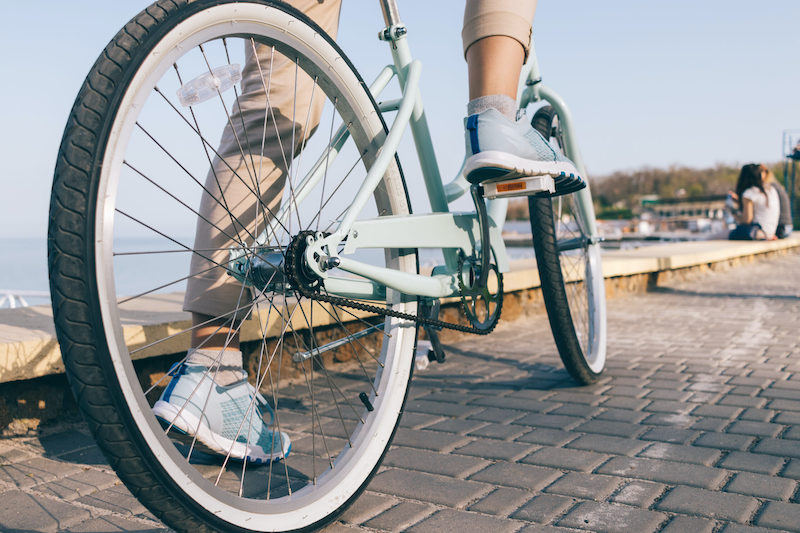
left=640, top=195, right=728, bottom=233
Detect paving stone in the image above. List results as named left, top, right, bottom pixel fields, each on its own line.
left=781, top=459, right=800, bottom=480
left=639, top=427, right=701, bottom=444
left=0, top=456, right=82, bottom=488
left=600, top=397, right=650, bottom=410
left=383, top=447, right=489, bottom=478
left=399, top=412, right=443, bottom=429
left=545, top=472, right=620, bottom=501
left=510, top=493, right=574, bottom=523
left=425, top=418, right=485, bottom=435
left=33, top=467, right=119, bottom=500
left=656, top=486, right=759, bottom=522
left=638, top=442, right=722, bottom=466
left=390, top=428, right=470, bottom=452
left=0, top=489, right=91, bottom=532
left=546, top=392, right=604, bottom=405
left=641, top=413, right=696, bottom=428
left=718, top=396, right=769, bottom=408
left=725, top=471, right=796, bottom=501
left=718, top=451, right=785, bottom=475
left=603, top=386, right=647, bottom=398
left=339, top=492, right=396, bottom=525
left=721, top=524, right=789, bottom=533
left=783, top=426, right=800, bottom=440
left=513, top=413, right=584, bottom=430
left=468, top=487, right=532, bottom=516
left=693, top=432, right=754, bottom=451
left=659, top=516, right=716, bottom=533
left=643, top=400, right=693, bottom=414
left=407, top=508, right=521, bottom=533
left=566, top=434, right=647, bottom=456
left=610, top=480, right=665, bottom=508
left=468, top=395, right=554, bottom=413
left=596, top=457, right=727, bottom=489
left=752, top=438, right=800, bottom=458
left=547, top=404, right=601, bottom=418
left=37, top=430, right=98, bottom=457
left=644, top=389, right=692, bottom=401
left=755, top=501, right=800, bottom=531
left=768, top=399, right=800, bottom=412
left=593, top=408, right=648, bottom=424
left=362, top=501, right=435, bottom=531
left=573, top=419, right=645, bottom=439
left=691, top=417, right=731, bottom=432
left=522, top=446, right=609, bottom=472
left=454, top=439, right=535, bottom=462
left=58, top=446, right=109, bottom=466
left=557, top=501, right=666, bottom=533
left=0, top=444, right=33, bottom=465
left=469, top=461, right=561, bottom=491
left=727, top=420, right=784, bottom=438
left=370, top=469, right=490, bottom=507
left=467, top=422, right=528, bottom=440
left=692, top=404, right=743, bottom=419
left=76, top=484, right=148, bottom=515
left=467, top=407, right=528, bottom=424
left=774, top=411, right=800, bottom=425
left=516, top=428, right=577, bottom=447
left=405, top=399, right=483, bottom=418
left=64, top=515, right=168, bottom=532
left=739, top=408, right=776, bottom=422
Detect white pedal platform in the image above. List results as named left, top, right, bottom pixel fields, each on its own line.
left=481, top=175, right=555, bottom=199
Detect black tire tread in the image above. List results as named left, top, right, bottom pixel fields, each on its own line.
left=528, top=106, right=600, bottom=385
left=48, top=1, right=411, bottom=532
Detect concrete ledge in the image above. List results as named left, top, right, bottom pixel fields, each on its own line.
left=2, top=235, right=798, bottom=384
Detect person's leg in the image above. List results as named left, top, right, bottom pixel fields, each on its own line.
left=463, top=0, right=536, bottom=119
left=183, top=0, right=341, bottom=362
left=460, top=0, right=582, bottom=188
left=156, top=0, right=341, bottom=463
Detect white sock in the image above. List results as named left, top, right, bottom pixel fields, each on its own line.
left=186, top=348, right=245, bottom=386
left=467, top=94, right=517, bottom=121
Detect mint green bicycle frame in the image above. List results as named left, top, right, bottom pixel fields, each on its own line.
left=256, top=0, right=600, bottom=302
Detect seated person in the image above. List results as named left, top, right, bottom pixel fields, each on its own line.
left=728, top=163, right=780, bottom=240
left=772, top=178, right=793, bottom=239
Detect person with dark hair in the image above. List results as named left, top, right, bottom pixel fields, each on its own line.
left=728, top=164, right=780, bottom=240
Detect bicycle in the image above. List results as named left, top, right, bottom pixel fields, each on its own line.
left=48, top=1, right=606, bottom=531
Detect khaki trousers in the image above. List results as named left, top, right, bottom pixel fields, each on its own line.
left=184, top=0, right=538, bottom=318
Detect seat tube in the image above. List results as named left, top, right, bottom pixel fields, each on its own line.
left=387, top=27, right=449, bottom=214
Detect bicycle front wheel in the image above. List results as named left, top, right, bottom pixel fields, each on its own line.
left=48, top=1, right=417, bottom=531
left=528, top=105, right=607, bottom=384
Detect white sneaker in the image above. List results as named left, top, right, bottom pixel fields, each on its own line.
left=153, top=363, right=290, bottom=464
left=463, top=108, right=585, bottom=195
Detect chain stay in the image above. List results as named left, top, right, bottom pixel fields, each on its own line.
left=285, top=231, right=501, bottom=335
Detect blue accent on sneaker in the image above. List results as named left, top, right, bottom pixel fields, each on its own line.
left=161, top=362, right=186, bottom=403
left=466, top=114, right=480, bottom=155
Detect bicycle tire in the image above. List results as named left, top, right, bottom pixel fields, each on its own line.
left=48, top=1, right=417, bottom=531
left=528, top=105, right=607, bottom=384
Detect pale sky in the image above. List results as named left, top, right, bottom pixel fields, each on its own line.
left=1, top=0, right=798, bottom=238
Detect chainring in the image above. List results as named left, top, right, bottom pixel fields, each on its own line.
left=457, top=253, right=503, bottom=333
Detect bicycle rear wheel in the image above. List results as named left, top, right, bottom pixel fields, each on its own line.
left=528, top=105, right=607, bottom=384
left=48, top=1, right=416, bottom=531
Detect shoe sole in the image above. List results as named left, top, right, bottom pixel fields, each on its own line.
left=153, top=400, right=290, bottom=464
left=464, top=151, right=586, bottom=195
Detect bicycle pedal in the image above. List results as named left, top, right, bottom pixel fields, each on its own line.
left=481, top=175, right=555, bottom=200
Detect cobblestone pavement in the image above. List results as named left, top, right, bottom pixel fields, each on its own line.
left=1, top=251, right=799, bottom=532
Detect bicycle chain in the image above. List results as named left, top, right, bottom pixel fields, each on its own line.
left=285, top=231, right=501, bottom=335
